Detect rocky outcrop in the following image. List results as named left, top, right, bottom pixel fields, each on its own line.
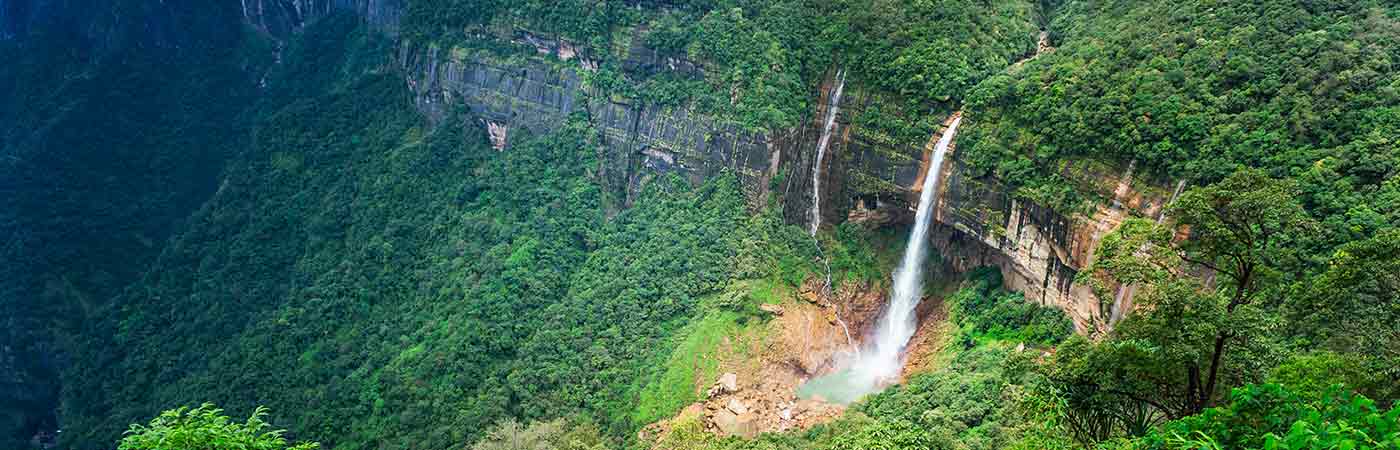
left=828, top=106, right=1178, bottom=333
left=400, top=41, right=779, bottom=204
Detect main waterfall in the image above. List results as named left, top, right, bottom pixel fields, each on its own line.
left=799, top=116, right=962, bottom=404
left=810, top=70, right=846, bottom=236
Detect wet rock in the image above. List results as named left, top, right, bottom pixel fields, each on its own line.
left=486, top=122, right=508, bottom=151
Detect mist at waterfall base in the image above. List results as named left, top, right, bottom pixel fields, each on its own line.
left=798, top=117, right=962, bottom=405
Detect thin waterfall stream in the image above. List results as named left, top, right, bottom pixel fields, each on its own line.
left=799, top=116, right=962, bottom=404
left=809, top=70, right=846, bottom=236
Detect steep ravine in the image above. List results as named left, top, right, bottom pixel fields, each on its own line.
left=396, top=23, right=1175, bottom=335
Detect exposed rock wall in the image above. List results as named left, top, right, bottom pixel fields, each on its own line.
left=387, top=22, right=1164, bottom=333
left=400, top=42, right=780, bottom=205
left=393, top=41, right=1169, bottom=331
left=777, top=77, right=931, bottom=229
left=926, top=152, right=1179, bottom=332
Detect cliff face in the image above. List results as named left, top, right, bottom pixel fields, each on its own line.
left=929, top=155, right=1180, bottom=332
left=400, top=37, right=779, bottom=207
left=2, top=0, right=1162, bottom=341
left=395, top=32, right=1170, bottom=332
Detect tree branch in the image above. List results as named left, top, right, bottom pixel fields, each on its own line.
left=1106, top=388, right=1178, bottom=420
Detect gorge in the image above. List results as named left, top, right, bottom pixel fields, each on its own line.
left=3, top=0, right=1398, bottom=449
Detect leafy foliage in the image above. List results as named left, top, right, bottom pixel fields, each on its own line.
left=12, top=0, right=1400, bottom=449
left=119, top=404, right=319, bottom=450
left=949, top=268, right=1073, bottom=346
left=404, top=0, right=1038, bottom=135
left=1117, top=384, right=1400, bottom=450
left=54, top=15, right=838, bottom=449
left=0, top=3, right=270, bottom=445
left=962, top=0, right=1400, bottom=217
left=469, top=418, right=608, bottom=450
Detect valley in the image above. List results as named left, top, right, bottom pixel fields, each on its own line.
left=2, top=0, right=1398, bottom=449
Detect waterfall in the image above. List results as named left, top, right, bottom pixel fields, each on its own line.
left=854, top=116, right=960, bottom=382
left=798, top=116, right=962, bottom=404
left=809, top=70, right=846, bottom=236
left=1158, top=180, right=1188, bottom=224
left=834, top=311, right=861, bottom=359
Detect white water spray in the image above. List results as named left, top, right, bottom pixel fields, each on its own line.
left=856, top=116, right=960, bottom=380
left=810, top=70, right=846, bottom=236
left=799, top=116, right=961, bottom=404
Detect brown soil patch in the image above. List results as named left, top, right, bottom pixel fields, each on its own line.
left=644, top=276, right=955, bottom=445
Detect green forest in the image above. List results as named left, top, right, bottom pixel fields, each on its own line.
left=2, top=0, right=1398, bottom=449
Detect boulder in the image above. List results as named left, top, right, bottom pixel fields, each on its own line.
left=726, top=398, right=749, bottom=415
left=717, top=373, right=738, bottom=392
left=711, top=409, right=738, bottom=435
left=759, top=304, right=784, bottom=315
left=708, top=372, right=738, bottom=397
left=711, top=409, right=759, bottom=437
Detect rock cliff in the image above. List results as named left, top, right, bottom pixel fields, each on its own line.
left=393, top=27, right=1173, bottom=332
left=400, top=37, right=779, bottom=207
left=929, top=154, right=1180, bottom=332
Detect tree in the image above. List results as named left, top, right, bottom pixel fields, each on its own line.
left=1058, top=169, right=1314, bottom=443
left=470, top=418, right=609, bottom=450
left=1168, top=169, right=1313, bottom=413
left=1288, top=229, right=1400, bottom=404
left=118, top=404, right=318, bottom=450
